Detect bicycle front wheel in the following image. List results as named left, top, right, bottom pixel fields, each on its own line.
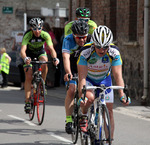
left=98, top=104, right=111, bottom=145
left=36, top=78, right=45, bottom=125
left=29, top=88, right=35, bottom=121
left=71, top=93, right=79, bottom=144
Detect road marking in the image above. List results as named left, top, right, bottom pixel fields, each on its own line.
left=48, top=132, right=73, bottom=144
left=8, top=115, right=37, bottom=126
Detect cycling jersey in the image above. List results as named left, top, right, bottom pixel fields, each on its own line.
left=22, top=29, right=53, bottom=55
left=77, top=43, right=122, bottom=83
left=64, top=20, right=97, bottom=37
left=62, top=34, right=91, bottom=74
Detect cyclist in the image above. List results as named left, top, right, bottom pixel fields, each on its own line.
left=20, top=18, right=59, bottom=113
left=64, top=7, right=97, bottom=37
left=77, top=25, right=131, bottom=139
left=62, top=20, right=91, bottom=134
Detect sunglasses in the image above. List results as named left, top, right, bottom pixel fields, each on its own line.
left=95, top=45, right=109, bottom=50
left=78, top=18, right=90, bottom=22
left=32, top=27, right=42, bottom=31
left=74, top=34, right=88, bottom=39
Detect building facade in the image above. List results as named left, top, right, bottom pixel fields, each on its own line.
left=69, top=0, right=150, bottom=104
left=0, top=0, right=69, bottom=50
left=0, top=0, right=149, bottom=104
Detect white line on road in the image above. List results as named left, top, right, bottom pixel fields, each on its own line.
left=48, top=132, right=73, bottom=144
left=8, top=115, right=37, bottom=126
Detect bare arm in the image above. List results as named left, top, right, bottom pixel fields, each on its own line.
left=112, top=65, right=124, bottom=98
left=20, top=45, right=31, bottom=65
left=20, top=45, right=27, bottom=60
left=47, top=45, right=57, bottom=59
left=77, top=64, right=88, bottom=98
left=62, top=52, right=72, bottom=81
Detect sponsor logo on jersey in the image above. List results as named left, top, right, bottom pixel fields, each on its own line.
left=31, top=39, right=35, bottom=43
left=89, top=55, right=97, bottom=64
left=102, top=57, right=109, bottom=63
left=105, top=95, right=110, bottom=100
left=37, top=39, right=42, bottom=42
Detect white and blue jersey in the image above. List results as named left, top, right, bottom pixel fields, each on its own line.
left=77, top=42, right=122, bottom=102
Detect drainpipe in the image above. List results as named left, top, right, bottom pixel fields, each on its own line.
left=142, top=0, right=149, bottom=102
left=24, top=1, right=27, bottom=32
left=24, top=13, right=27, bottom=31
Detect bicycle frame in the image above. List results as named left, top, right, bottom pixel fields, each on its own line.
left=66, top=74, right=79, bottom=144
left=83, top=85, right=124, bottom=144
left=29, top=60, right=52, bottom=125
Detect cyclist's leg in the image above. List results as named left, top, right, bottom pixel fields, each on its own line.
left=80, top=78, right=95, bottom=114
left=79, top=79, right=95, bottom=133
left=65, top=80, right=76, bottom=134
left=106, top=103, right=114, bottom=139
left=24, top=65, right=33, bottom=113
left=24, top=66, right=33, bottom=103
left=38, top=53, right=48, bottom=82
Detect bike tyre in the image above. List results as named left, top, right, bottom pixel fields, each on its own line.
left=36, top=78, right=45, bottom=125
left=29, top=88, right=35, bottom=121
left=71, top=92, right=79, bottom=144
left=98, top=104, right=111, bottom=145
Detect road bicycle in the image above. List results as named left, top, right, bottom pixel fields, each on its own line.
left=66, top=74, right=80, bottom=144
left=81, top=84, right=125, bottom=145
left=28, top=59, right=51, bottom=125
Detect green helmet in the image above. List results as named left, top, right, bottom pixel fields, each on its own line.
left=76, top=7, right=91, bottom=18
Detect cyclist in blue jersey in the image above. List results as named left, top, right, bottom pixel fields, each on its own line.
left=62, top=20, right=91, bottom=134
left=20, top=18, right=59, bottom=113
left=77, top=25, right=131, bottom=140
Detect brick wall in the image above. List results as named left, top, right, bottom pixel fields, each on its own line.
left=70, top=0, right=150, bottom=103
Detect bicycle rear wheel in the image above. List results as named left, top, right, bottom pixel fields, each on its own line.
left=29, top=88, right=35, bottom=121
left=36, top=78, right=45, bottom=125
left=98, top=104, right=111, bottom=145
left=71, top=93, right=79, bottom=144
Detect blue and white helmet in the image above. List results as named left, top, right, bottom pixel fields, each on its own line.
left=92, top=25, right=113, bottom=47
left=29, top=18, right=44, bottom=29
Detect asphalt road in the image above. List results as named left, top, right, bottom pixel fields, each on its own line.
left=0, top=86, right=150, bottom=145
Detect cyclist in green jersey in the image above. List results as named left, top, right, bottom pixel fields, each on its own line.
left=64, top=7, right=97, bottom=37
left=20, top=18, right=59, bottom=113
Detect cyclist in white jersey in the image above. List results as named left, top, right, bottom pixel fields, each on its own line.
left=77, top=25, right=131, bottom=140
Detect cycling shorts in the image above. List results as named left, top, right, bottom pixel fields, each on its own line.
left=65, top=73, right=78, bottom=86
left=86, top=75, right=114, bottom=103
left=65, top=80, right=77, bottom=86
left=26, top=48, right=47, bottom=60
left=24, top=48, right=47, bottom=68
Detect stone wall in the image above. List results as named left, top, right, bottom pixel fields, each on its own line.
left=0, top=0, right=69, bottom=50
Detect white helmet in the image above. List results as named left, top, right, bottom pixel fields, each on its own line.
left=92, top=25, right=113, bottom=48
left=29, top=18, right=43, bottom=29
